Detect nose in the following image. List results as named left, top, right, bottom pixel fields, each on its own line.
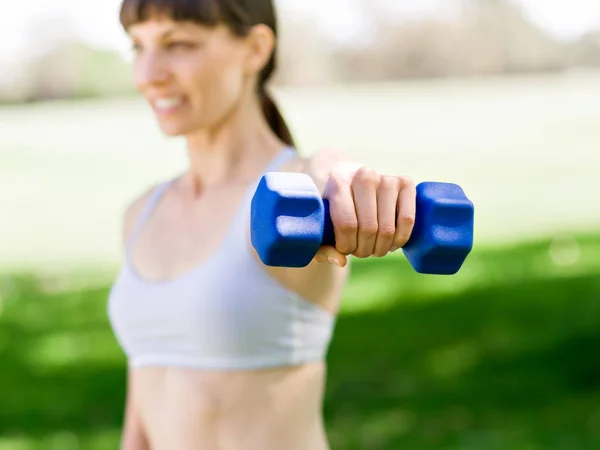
left=134, top=50, right=171, bottom=89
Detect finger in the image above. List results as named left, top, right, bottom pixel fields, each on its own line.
left=325, top=175, right=358, bottom=256
left=392, top=176, right=417, bottom=250
left=373, top=175, right=400, bottom=257
left=351, top=167, right=379, bottom=258
left=313, top=253, right=328, bottom=264
left=315, top=246, right=348, bottom=267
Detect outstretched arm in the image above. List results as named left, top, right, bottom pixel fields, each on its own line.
left=250, top=147, right=416, bottom=313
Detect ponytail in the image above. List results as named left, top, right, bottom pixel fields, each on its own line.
left=260, top=89, right=296, bottom=148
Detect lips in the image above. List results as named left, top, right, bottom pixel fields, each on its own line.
left=151, top=96, right=186, bottom=114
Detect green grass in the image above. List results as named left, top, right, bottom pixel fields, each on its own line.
left=0, top=233, right=599, bottom=449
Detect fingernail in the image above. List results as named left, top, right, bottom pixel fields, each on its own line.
left=390, top=246, right=400, bottom=252
left=328, top=257, right=341, bottom=267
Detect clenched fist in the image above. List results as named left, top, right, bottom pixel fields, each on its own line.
left=315, top=163, right=417, bottom=267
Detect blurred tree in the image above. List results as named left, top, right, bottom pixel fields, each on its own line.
left=270, top=11, right=341, bottom=86
left=0, top=15, right=135, bottom=103
left=461, top=0, right=567, bottom=74
left=1, top=1, right=592, bottom=103
left=570, top=29, right=600, bottom=68
left=330, top=0, right=568, bottom=81
left=22, top=40, right=135, bottom=102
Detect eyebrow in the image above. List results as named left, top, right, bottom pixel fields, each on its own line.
left=160, top=29, right=178, bottom=39
left=130, top=27, right=187, bottom=41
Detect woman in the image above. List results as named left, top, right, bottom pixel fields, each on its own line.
left=107, top=0, right=417, bottom=449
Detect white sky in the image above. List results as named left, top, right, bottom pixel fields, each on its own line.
left=1, top=0, right=600, bottom=67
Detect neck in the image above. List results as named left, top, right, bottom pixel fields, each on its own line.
left=182, top=91, right=286, bottom=195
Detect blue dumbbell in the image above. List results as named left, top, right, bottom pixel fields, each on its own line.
left=250, top=172, right=474, bottom=275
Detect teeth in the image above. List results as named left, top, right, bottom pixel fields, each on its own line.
left=154, top=97, right=184, bottom=109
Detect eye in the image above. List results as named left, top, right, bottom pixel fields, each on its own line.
left=166, top=41, right=196, bottom=50
left=131, top=42, right=143, bottom=54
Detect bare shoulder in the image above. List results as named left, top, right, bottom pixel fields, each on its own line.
left=279, top=147, right=350, bottom=193
left=121, top=184, right=160, bottom=246
left=253, top=147, right=353, bottom=314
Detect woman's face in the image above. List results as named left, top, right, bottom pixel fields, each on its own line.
left=128, top=17, right=250, bottom=136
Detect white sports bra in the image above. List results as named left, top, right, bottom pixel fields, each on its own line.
left=107, top=147, right=336, bottom=370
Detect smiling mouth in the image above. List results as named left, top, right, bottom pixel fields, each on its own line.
left=151, top=96, right=186, bottom=114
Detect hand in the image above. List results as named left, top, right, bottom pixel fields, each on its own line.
left=314, top=164, right=417, bottom=267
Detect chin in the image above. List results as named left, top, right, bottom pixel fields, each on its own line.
left=160, top=126, right=185, bottom=137
left=157, top=120, right=195, bottom=137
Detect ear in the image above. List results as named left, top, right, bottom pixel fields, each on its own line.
left=243, top=24, right=275, bottom=76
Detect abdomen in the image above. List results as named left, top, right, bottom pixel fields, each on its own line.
left=131, top=362, right=329, bottom=450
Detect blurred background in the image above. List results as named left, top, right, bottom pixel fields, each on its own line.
left=1, top=0, right=599, bottom=448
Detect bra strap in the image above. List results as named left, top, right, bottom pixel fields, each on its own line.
left=125, top=180, right=172, bottom=257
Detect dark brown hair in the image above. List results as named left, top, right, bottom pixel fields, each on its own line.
left=120, top=0, right=295, bottom=147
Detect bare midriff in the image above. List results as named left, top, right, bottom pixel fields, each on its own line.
left=130, top=361, right=330, bottom=450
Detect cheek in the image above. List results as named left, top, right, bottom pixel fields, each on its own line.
left=186, top=53, right=246, bottom=118
left=132, top=59, right=148, bottom=91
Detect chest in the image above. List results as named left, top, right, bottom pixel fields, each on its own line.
left=131, top=186, right=251, bottom=282
left=107, top=250, right=297, bottom=362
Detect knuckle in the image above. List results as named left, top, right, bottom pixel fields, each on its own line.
left=338, top=240, right=357, bottom=255
left=354, top=166, right=379, bottom=188
left=353, top=248, right=371, bottom=259
left=337, top=217, right=358, bottom=233
left=399, top=212, right=416, bottom=227
left=394, top=230, right=412, bottom=248
left=393, top=237, right=410, bottom=249
left=380, top=175, right=398, bottom=190
left=378, top=223, right=396, bottom=238
left=359, top=221, right=379, bottom=238
left=327, top=174, right=347, bottom=192
left=337, top=244, right=353, bottom=255
left=399, top=175, right=416, bottom=190
left=331, top=172, right=347, bottom=185
left=373, top=249, right=388, bottom=258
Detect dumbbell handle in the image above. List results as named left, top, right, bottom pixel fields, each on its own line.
left=320, top=199, right=336, bottom=246
left=316, top=183, right=474, bottom=274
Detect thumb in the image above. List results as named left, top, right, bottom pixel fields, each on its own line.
left=314, top=246, right=348, bottom=267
